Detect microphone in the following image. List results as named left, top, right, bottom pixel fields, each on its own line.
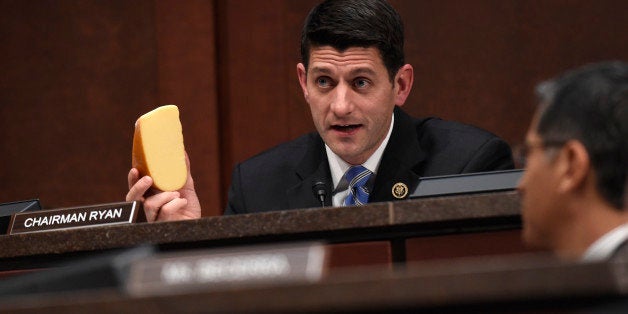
left=312, top=180, right=327, bottom=207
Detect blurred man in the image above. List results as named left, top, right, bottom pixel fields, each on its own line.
left=518, top=61, right=628, bottom=261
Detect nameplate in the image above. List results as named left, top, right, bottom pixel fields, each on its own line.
left=8, top=201, right=144, bottom=235
left=126, top=242, right=327, bottom=296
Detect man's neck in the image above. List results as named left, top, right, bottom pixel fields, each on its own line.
left=556, top=200, right=628, bottom=260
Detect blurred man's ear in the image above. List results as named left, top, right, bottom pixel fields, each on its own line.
left=556, top=140, right=591, bottom=194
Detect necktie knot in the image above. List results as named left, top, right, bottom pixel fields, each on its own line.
left=344, top=165, right=372, bottom=206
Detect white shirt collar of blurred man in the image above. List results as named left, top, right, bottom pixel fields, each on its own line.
left=582, top=223, right=628, bottom=262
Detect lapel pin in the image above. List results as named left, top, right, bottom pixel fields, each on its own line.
left=392, top=182, right=408, bottom=199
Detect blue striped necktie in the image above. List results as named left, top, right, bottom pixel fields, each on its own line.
left=343, top=166, right=372, bottom=206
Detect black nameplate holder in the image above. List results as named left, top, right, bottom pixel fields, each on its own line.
left=126, top=242, right=328, bottom=296
left=410, top=169, right=524, bottom=199
left=0, top=199, right=41, bottom=234
left=8, top=201, right=145, bottom=235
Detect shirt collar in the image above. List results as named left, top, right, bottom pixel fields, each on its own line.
left=582, top=223, right=628, bottom=262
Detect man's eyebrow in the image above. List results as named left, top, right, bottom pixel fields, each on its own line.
left=349, top=67, right=377, bottom=77
left=309, top=66, right=332, bottom=75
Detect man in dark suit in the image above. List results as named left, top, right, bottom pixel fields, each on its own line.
left=518, top=61, right=628, bottom=261
left=126, top=0, right=513, bottom=220
left=224, top=107, right=512, bottom=214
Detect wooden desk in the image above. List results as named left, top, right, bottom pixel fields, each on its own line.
left=0, top=191, right=527, bottom=270
left=2, top=254, right=627, bottom=313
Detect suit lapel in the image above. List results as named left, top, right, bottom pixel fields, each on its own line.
left=370, top=108, right=427, bottom=202
left=286, top=135, right=333, bottom=209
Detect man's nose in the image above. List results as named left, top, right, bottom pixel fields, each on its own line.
left=330, top=83, right=353, bottom=116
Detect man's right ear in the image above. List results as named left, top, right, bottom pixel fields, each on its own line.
left=297, top=63, right=309, bottom=100
left=394, top=64, right=414, bottom=107
left=556, top=140, right=591, bottom=195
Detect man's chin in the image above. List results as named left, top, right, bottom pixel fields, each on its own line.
left=522, top=227, right=551, bottom=251
left=330, top=147, right=365, bottom=165
left=328, top=142, right=355, bottom=155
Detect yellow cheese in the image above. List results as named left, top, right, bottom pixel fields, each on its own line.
left=132, top=105, right=186, bottom=191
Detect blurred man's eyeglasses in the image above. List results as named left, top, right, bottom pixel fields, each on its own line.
left=516, top=139, right=566, bottom=168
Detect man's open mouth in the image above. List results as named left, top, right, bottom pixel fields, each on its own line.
left=331, top=124, right=361, bottom=132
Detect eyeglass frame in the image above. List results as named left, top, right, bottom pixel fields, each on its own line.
left=516, top=139, right=567, bottom=168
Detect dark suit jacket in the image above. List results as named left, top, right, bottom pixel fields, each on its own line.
left=224, top=107, right=514, bottom=215
left=610, top=237, right=628, bottom=260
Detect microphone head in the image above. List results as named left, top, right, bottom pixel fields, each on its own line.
left=312, top=180, right=326, bottom=196
left=312, top=180, right=328, bottom=207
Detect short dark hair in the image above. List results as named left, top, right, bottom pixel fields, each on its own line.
left=300, top=0, right=405, bottom=82
left=535, top=61, right=628, bottom=209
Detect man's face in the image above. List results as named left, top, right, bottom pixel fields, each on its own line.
left=517, top=121, right=567, bottom=250
left=297, top=46, right=408, bottom=165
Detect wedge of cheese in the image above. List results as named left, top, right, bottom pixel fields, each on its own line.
left=132, top=105, right=186, bottom=191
